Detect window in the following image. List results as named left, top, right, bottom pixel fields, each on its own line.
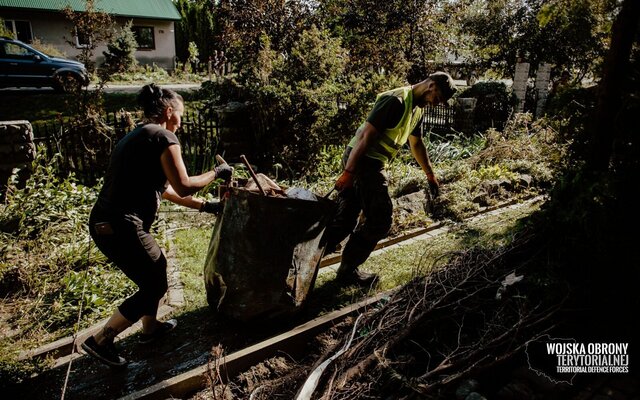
left=132, top=26, right=155, bottom=50
left=4, top=20, right=33, bottom=43
left=1, top=42, right=33, bottom=58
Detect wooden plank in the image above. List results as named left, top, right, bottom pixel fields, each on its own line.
left=18, top=304, right=175, bottom=363
left=118, top=292, right=390, bottom=400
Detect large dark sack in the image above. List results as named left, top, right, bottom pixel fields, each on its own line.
left=204, top=187, right=334, bottom=321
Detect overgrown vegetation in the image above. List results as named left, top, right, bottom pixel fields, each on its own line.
left=28, top=38, right=67, bottom=58
left=457, top=81, right=518, bottom=132
left=2, top=0, right=633, bottom=395
left=0, top=153, right=135, bottom=383
left=297, top=113, right=565, bottom=227
left=195, top=202, right=545, bottom=399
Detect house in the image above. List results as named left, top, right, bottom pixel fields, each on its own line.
left=0, top=0, right=181, bottom=70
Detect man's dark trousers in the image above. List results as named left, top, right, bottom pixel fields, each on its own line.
left=324, top=148, right=393, bottom=273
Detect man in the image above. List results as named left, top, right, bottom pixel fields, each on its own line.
left=324, top=72, right=457, bottom=286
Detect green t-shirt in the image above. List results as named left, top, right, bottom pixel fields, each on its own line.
left=366, top=95, right=423, bottom=138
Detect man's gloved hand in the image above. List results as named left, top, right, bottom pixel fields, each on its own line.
left=200, top=200, right=223, bottom=215
left=214, top=163, right=233, bottom=182
left=335, top=170, right=355, bottom=192
left=427, top=174, right=440, bottom=198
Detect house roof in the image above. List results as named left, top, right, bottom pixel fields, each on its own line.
left=0, top=0, right=181, bottom=20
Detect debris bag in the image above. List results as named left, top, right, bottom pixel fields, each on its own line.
left=204, top=187, right=335, bottom=321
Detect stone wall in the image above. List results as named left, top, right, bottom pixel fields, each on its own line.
left=0, top=121, right=35, bottom=197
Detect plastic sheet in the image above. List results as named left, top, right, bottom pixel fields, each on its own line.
left=204, top=187, right=335, bottom=321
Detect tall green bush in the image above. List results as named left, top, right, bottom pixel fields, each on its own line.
left=100, top=21, right=138, bottom=77
left=201, top=26, right=406, bottom=177
left=174, top=0, right=218, bottom=64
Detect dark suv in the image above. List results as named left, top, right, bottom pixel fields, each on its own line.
left=0, top=37, right=89, bottom=91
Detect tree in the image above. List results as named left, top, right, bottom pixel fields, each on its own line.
left=588, top=0, right=640, bottom=172
left=62, top=0, right=113, bottom=75
left=174, top=0, right=218, bottom=64
left=459, top=0, right=616, bottom=78
left=216, top=0, right=315, bottom=78
left=318, top=0, right=462, bottom=82
left=100, top=20, right=138, bottom=77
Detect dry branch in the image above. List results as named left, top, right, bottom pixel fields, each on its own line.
left=305, top=233, right=563, bottom=399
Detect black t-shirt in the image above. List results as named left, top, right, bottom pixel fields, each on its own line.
left=96, top=124, right=180, bottom=226
left=366, top=94, right=423, bottom=137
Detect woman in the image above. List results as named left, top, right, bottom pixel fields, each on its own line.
left=81, top=83, right=231, bottom=367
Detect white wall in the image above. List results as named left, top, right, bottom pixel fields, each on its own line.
left=1, top=10, right=176, bottom=70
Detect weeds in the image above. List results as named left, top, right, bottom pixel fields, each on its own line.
left=433, top=114, right=567, bottom=220
left=0, top=152, right=134, bottom=383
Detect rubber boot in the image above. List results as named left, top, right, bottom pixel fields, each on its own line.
left=335, top=263, right=379, bottom=287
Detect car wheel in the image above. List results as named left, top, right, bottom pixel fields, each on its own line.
left=54, top=73, right=82, bottom=93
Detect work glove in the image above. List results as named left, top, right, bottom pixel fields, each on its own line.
left=214, top=163, right=233, bottom=182
left=200, top=200, right=223, bottom=215
left=335, top=170, right=355, bottom=192
left=427, top=175, right=440, bottom=198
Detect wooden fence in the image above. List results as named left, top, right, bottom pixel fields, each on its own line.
left=31, top=108, right=221, bottom=186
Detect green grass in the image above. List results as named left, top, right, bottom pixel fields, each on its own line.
left=172, top=225, right=212, bottom=310
left=356, top=200, right=538, bottom=289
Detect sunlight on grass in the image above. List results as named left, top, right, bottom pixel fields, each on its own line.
left=356, top=201, right=539, bottom=291
left=173, top=226, right=212, bottom=310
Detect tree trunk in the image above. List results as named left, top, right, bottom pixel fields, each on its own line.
left=588, top=0, right=640, bottom=172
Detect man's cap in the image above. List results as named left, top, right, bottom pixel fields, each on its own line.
left=429, top=71, right=457, bottom=101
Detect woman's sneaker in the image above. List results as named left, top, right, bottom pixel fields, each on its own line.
left=81, top=336, right=127, bottom=367
left=139, top=319, right=178, bottom=344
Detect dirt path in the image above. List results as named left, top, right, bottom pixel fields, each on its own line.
left=9, top=307, right=325, bottom=399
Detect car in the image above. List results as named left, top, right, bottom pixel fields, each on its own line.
left=0, top=36, right=89, bottom=92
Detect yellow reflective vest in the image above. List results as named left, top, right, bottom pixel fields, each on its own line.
left=348, top=86, right=423, bottom=164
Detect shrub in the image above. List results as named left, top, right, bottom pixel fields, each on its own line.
left=0, top=151, right=134, bottom=338
left=100, top=20, right=138, bottom=77
left=201, top=26, right=406, bottom=177
left=187, top=41, right=200, bottom=72
left=544, top=86, right=597, bottom=164
left=432, top=115, right=567, bottom=220
left=0, top=18, right=14, bottom=38
left=29, top=38, right=67, bottom=58
left=110, top=63, right=172, bottom=83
